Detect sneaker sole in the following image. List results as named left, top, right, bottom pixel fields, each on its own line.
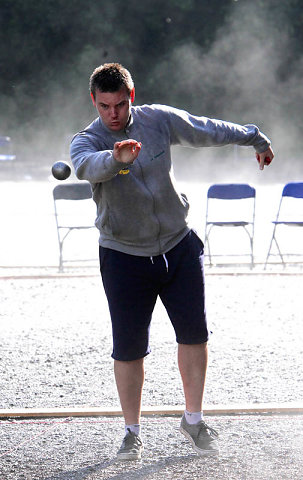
left=180, top=427, right=219, bottom=456
left=116, top=450, right=143, bottom=461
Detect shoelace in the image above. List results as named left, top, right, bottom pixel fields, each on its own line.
left=124, top=429, right=143, bottom=447
left=197, top=421, right=219, bottom=438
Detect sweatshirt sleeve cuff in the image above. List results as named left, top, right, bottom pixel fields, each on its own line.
left=106, top=153, right=129, bottom=173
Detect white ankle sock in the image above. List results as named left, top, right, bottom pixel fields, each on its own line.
left=184, top=410, right=203, bottom=425
left=125, top=424, right=141, bottom=436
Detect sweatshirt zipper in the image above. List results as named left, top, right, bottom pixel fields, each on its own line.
left=124, top=126, right=162, bottom=254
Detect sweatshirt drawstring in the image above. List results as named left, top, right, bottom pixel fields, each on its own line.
left=163, top=253, right=168, bottom=272
left=150, top=254, right=169, bottom=272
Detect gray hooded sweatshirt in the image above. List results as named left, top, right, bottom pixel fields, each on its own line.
left=70, top=104, right=271, bottom=256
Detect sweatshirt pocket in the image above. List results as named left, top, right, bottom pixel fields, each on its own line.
left=99, top=199, right=160, bottom=243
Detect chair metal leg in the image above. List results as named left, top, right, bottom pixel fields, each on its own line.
left=264, top=226, right=285, bottom=269
left=264, top=229, right=275, bottom=270
left=250, top=237, right=254, bottom=269
left=204, top=228, right=213, bottom=266
left=243, top=226, right=254, bottom=269
left=57, top=229, right=72, bottom=272
left=273, top=235, right=285, bottom=267
left=59, top=241, right=64, bottom=272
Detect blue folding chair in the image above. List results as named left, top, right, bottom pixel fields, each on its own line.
left=265, top=182, right=303, bottom=268
left=204, top=183, right=256, bottom=268
left=0, top=136, right=16, bottom=161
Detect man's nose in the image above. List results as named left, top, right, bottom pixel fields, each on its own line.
left=110, top=107, right=118, bottom=118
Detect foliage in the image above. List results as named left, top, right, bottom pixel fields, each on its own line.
left=0, top=0, right=303, bottom=161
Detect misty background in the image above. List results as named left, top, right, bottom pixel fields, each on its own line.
left=1, top=0, right=303, bottom=183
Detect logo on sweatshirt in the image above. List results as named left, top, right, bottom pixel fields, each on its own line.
left=118, top=168, right=130, bottom=175
left=150, top=150, right=165, bottom=162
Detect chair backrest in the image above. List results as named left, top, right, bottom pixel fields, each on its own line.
left=205, top=183, right=256, bottom=227
left=52, top=181, right=96, bottom=236
left=207, top=183, right=255, bottom=200
left=282, top=182, right=303, bottom=199
left=53, top=182, right=92, bottom=201
left=274, top=182, right=303, bottom=223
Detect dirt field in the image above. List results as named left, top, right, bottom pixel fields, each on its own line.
left=1, top=272, right=302, bottom=479
left=1, top=178, right=303, bottom=478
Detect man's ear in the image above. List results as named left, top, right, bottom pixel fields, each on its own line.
left=130, top=88, right=135, bottom=103
left=90, top=92, right=96, bottom=107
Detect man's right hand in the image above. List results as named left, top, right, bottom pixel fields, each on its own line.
left=113, top=140, right=142, bottom=164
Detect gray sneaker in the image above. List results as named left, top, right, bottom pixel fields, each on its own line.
left=117, top=428, right=144, bottom=460
left=180, top=415, right=219, bottom=455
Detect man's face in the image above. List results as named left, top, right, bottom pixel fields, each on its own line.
left=91, top=87, right=133, bottom=131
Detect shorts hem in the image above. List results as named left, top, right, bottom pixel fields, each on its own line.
left=111, top=350, right=151, bottom=361
left=176, top=338, right=209, bottom=345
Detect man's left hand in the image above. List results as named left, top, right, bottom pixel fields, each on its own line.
left=256, top=146, right=274, bottom=170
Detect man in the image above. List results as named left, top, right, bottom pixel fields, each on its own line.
left=70, top=63, right=274, bottom=460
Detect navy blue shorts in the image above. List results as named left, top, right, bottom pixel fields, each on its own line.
left=99, top=230, right=208, bottom=361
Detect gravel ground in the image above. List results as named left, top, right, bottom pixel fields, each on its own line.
left=1, top=272, right=303, bottom=478
left=1, top=415, right=302, bottom=480
left=1, top=273, right=302, bottom=409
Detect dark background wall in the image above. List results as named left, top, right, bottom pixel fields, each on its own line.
left=1, top=0, right=303, bottom=182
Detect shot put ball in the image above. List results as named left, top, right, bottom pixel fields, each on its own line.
left=51, top=161, right=71, bottom=180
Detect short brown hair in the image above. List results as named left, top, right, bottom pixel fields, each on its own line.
left=89, top=63, right=134, bottom=99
